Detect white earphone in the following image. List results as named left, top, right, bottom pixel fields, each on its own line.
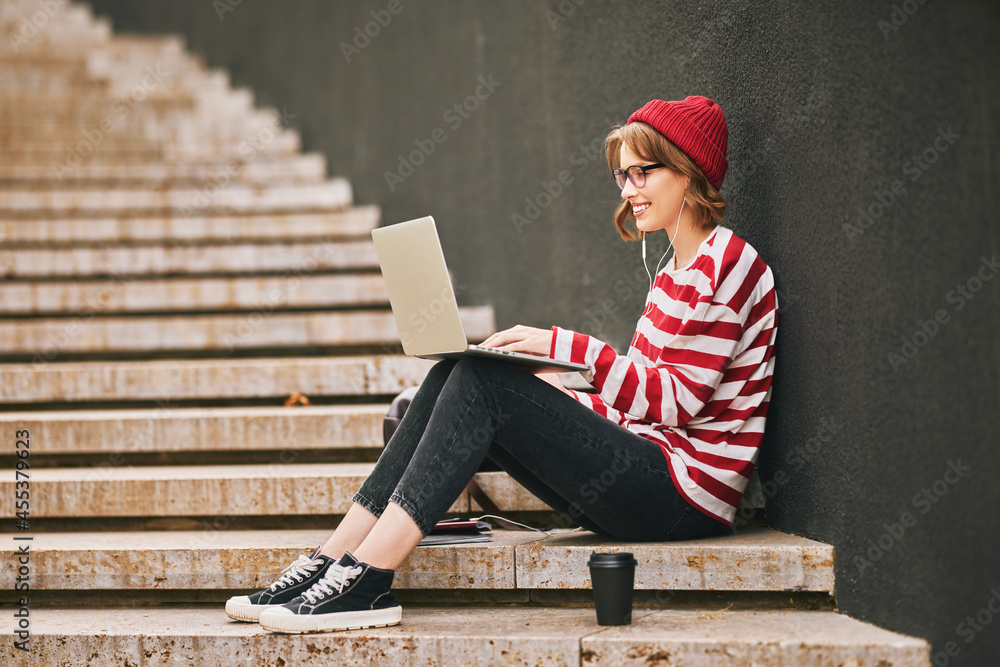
left=635, top=197, right=686, bottom=344
left=641, top=196, right=685, bottom=291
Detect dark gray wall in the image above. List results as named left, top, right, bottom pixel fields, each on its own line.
left=89, top=0, right=1000, bottom=663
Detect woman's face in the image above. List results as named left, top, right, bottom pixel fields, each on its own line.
left=619, top=142, right=688, bottom=237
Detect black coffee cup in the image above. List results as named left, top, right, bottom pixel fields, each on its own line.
left=587, top=551, right=638, bottom=626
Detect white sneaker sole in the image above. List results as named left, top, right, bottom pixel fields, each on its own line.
left=225, top=596, right=273, bottom=623
left=259, top=605, right=402, bottom=634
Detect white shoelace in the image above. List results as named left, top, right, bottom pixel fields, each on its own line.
left=301, top=562, right=363, bottom=604
left=269, top=554, right=320, bottom=591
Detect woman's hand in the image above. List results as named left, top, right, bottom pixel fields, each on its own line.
left=480, top=325, right=553, bottom=357
left=482, top=326, right=574, bottom=396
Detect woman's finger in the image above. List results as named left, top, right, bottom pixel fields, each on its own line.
left=481, top=326, right=524, bottom=348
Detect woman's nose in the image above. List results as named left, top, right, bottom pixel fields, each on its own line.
left=620, top=179, right=637, bottom=200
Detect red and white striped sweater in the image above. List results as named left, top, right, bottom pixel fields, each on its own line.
left=550, top=226, right=778, bottom=525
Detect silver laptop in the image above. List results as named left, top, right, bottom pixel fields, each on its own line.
left=371, top=216, right=589, bottom=374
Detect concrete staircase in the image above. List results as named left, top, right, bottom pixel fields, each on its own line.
left=0, top=2, right=929, bottom=665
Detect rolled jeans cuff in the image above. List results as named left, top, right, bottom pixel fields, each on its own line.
left=388, top=490, right=434, bottom=536
left=351, top=491, right=384, bottom=519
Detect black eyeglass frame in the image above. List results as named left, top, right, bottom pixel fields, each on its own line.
left=612, top=162, right=666, bottom=190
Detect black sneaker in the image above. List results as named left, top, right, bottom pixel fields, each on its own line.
left=258, top=551, right=402, bottom=634
left=225, top=547, right=336, bottom=622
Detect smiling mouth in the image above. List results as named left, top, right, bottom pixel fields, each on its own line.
left=632, top=203, right=650, bottom=214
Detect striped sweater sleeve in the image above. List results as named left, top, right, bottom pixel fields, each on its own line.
left=550, top=232, right=773, bottom=429
left=550, top=305, right=742, bottom=426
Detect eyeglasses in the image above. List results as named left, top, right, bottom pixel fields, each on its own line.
left=612, top=163, right=666, bottom=190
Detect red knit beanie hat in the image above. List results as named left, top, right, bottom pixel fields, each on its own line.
left=628, top=96, right=728, bottom=191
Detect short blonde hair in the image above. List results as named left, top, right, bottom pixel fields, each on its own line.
left=605, top=122, right=727, bottom=241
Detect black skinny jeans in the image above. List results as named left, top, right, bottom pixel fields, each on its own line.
left=353, top=358, right=725, bottom=541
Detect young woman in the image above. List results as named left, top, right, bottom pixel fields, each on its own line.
left=226, top=95, right=778, bottom=634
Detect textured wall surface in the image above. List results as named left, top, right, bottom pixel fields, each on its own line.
left=88, top=0, right=1000, bottom=663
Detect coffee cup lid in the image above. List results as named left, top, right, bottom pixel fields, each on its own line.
left=587, top=551, right=637, bottom=567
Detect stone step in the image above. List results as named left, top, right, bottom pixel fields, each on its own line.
left=0, top=28, right=182, bottom=55
left=0, top=128, right=290, bottom=149
left=0, top=116, right=290, bottom=143
left=0, top=62, right=218, bottom=99
left=0, top=40, right=193, bottom=74
left=0, top=68, right=108, bottom=94
left=0, top=98, right=268, bottom=121
left=0, top=48, right=226, bottom=90
left=0, top=404, right=388, bottom=454
left=1, top=101, right=270, bottom=127
left=0, top=273, right=388, bottom=315
left=82, top=32, right=189, bottom=58
left=0, top=527, right=832, bottom=594
left=0, top=206, right=378, bottom=244
left=83, top=38, right=222, bottom=92
left=0, top=107, right=285, bottom=135
left=0, top=153, right=327, bottom=185
left=0, top=88, right=255, bottom=120
left=0, top=130, right=300, bottom=158
left=0, top=79, right=254, bottom=107
left=0, top=74, right=216, bottom=103
left=0, top=355, right=436, bottom=404
left=0, top=463, right=473, bottom=518
left=24, top=45, right=202, bottom=72
left=0, top=57, right=88, bottom=74
left=0, top=530, right=542, bottom=593
left=83, top=41, right=210, bottom=87
left=0, top=237, right=373, bottom=277
left=0, top=37, right=113, bottom=61
left=515, top=528, right=825, bottom=591
left=0, top=606, right=929, bottom=666
left=0, top=2, right=101, bottom=28
left=0, top=67, right=247, bottom=94
left=0, top=10, right=111, bottom=56
left=0, top=180, right=347, bottom=216
left=0, top=306, right=496, bottom=356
